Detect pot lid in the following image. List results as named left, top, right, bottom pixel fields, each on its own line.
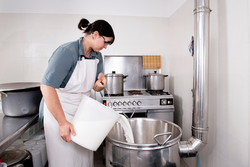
left=105, top=71, right=124, bottom=77
left=0, top=150, right=29, bottom=166
left=0, top=82, right=40, bottom=92
left=148, top=71, right=164, bottom=76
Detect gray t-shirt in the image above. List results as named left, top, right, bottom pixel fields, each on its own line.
left=38, top=37, right=104, bottom=122
left=41, top=37, right=104, bottom=88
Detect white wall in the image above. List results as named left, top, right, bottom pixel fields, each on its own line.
left=168, top=0, right=250, bottom=167
left=0, top=14, right=169, bottom=84
left=0, top=0, right=186, bottom=18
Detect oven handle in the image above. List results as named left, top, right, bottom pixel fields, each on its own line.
left=147, top=108, right=175, bottom=112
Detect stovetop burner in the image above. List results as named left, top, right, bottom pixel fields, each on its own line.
left=128, top=90, right=143, bottom=96
left=104, top=93, right=123, bottom=97
left=146, top=90, right=170, bottom=96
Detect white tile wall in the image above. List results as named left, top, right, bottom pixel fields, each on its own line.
left=168, top=0, right=250, bottom=167
left=0, top=14, right=169, bottom=84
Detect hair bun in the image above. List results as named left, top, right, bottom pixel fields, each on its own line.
left=78, top=18, right=89, bottom=30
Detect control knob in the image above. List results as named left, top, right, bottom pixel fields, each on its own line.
left=118, top=101, right=122, bottom=106
left=123, top=101, right=127, bottom=106
left=127, top=101, right=132, bottom=106
left=132, top=101, right=137, bottom=106
left=107, top=102, right=112, bottom=107
left=137, top=101, right=142, bottom=106
left=113, top=102, right=118, bottom=107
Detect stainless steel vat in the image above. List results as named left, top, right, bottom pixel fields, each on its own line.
left=106, top=118, right=182, bottom=167
left=0, top=82, right=42, bottom=117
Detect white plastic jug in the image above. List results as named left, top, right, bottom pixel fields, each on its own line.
left=71, top=95, right=120, bottom=151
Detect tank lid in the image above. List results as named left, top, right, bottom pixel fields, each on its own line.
left=0, top=82, right=40, bottom=92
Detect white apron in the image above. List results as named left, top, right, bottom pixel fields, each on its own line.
left=44, top=54, right=99, bottom=167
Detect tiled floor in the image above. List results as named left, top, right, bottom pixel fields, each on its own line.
left=94, top=146, right=189, bottom=167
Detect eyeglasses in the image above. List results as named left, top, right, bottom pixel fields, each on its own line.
left=101, top=36, right=112, bottom=45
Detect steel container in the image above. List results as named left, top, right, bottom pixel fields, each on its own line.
left=106, top=118, right=182, bottom=167
left=144, top=71, right=168, bottom=90
left=0, top=82, right=42, bottom=117
left=104, top=71, right=128, bottom=95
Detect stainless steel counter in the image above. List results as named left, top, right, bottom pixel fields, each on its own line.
left=0, top=102, right=38, bottom=154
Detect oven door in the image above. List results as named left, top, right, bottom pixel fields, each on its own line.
left=118, top=108, right=174, bottom=123
left=147, top=108, right=175, bottom=122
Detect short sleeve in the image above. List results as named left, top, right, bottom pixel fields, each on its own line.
left=41, top=47, right=76, bottom=88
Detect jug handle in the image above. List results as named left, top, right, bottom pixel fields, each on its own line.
left=154, top=132, right=172, bottom=146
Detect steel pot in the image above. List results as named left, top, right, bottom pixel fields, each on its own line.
left=0, top=82, right=42, bottom=117
left=104, top=71, right=128, bottom=95
left=144, top=71, right=168, bottom=90
left=106, top=118, right=182, bottom=167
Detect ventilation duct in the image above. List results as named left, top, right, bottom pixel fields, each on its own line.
left=179, top=0, right=211, bottom=157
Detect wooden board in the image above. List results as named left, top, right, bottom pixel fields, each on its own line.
left=142, top=55, right=161, bottom=69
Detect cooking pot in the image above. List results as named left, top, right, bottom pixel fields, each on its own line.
left=144, top=71, right=168, bottom=90
left=0, top=149, right=33, bottom=167
left=106, top=118, right=182, bottom=167
left=104, top=71, right=128, bottom=95
left=0, top=82, right=42, bottom=117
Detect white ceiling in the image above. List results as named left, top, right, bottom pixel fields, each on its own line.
left=0, top=0, right=187, bottom=18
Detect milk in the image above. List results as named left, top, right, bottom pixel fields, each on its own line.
left=117, top=115, right=135, bottom=144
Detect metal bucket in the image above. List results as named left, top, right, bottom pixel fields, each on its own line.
left=106, top=118, right=182, bottom=167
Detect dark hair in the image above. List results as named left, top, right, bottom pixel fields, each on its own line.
left=78, top=18, right=115, bottom=45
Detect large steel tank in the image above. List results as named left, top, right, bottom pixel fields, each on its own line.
left=106, top=118, right=182, bottom=167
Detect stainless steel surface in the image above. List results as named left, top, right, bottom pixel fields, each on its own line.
left=179, top=0, right=210, bottom=157
left=106, top=118, right=182, bottom=167
left=103, top=90, right=175, bottom=122
left=1, top=87, right=42, bottom=117
left=94, top=145, right=190, bottom=167
left=0, top=110, right=38, bottom=154
left=144, top=71, right=168, bottom=90
left=104, top=55, right=160, bottom=90
left=104, top=71, right=127, bottom=95
left=0, top=82, right=40, bottom=92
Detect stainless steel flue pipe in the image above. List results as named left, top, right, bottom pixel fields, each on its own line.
left=179, top=0, right=211, bottom=157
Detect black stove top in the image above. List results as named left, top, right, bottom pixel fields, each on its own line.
left=146, top=90, right=170, bottom=96
left=104, top=93, right=123, bottom=97
left=104, top=90, right=170, bottom=97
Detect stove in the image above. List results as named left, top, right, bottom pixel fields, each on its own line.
left=103, top=90, right=174, bottom=122
left=103, top=55, right=175, bottom=122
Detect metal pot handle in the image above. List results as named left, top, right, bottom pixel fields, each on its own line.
left=0, top=91, right=8, bottom=97
left=122, top=109, right=135, bottom=119
left=154, top=132, right=172, bottom=146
